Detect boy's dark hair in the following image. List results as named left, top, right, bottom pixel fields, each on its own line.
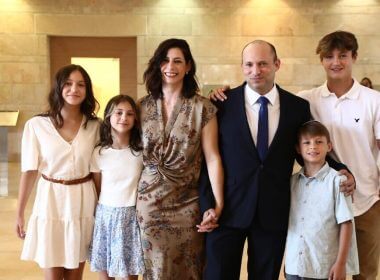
left=297, top=120, right=331, bottom=143
left=98, top=94, right=142, bottom=154
left=143, top=38, right=199, bottom=99
left=40, top=64, right=99, bottom=128
left=316, top=30, right=358, bottom=60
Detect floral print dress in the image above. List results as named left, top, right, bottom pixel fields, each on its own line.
left=136, top=93, right=217, bottom=280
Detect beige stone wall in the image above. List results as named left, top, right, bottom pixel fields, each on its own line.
left=1, top=0, right=380, bottom=160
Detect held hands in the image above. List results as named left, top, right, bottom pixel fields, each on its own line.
left=209, top=85, right=230, bottom=102
left=196, top=205, right=223, bottom=233
left=16, top=215, right=26, bottom=239
left=329, top=262, right=346, bottom=280
left=339, top=169, right=355, bottom=197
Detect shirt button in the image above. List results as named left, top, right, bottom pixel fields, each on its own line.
left=299, top=252, right=302, bottom=255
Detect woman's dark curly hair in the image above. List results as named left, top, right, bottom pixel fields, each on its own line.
left=98, top=94, right=142, bottom=153
left=41, top=64, right=99, bottom=128
left=143, top=38, right=199, bottom=99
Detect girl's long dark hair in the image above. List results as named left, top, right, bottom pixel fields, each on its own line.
left=143, top=38, right=199, bottom=99
left=40, top=64, right=99, bottom=128
left=98, top=94, right=142, bottom=153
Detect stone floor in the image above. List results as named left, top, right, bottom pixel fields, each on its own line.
left=0, top=162, right=370, bottom=279
left=0, top=162, right=259, bottom=279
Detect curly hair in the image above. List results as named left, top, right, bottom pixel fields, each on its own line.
left=143, top=38, right=199, bottom=99
left=98, top=94, right=142, bottom=154
left=41, top=64, right=99, bottom=128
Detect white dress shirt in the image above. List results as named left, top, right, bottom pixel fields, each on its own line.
left=244, top=83, right=280, bottom=146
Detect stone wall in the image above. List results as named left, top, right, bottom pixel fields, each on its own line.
left=1, top=0, right=380, bottom=160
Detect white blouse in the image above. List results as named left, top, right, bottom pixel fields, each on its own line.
left=22, top=116, right=100, bottom=179
left=90, top=146, right=143, bottom=207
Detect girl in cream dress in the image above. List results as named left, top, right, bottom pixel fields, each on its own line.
left=16, top=64, right=99, bottom=280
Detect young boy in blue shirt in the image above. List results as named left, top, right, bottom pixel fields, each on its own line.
left=285, top=120, right=359, bottom=280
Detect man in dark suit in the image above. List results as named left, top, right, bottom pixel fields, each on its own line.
left=198, top=40, right=351, bottom=280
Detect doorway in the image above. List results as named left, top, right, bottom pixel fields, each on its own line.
left=49, top=36, right=137, bottom=117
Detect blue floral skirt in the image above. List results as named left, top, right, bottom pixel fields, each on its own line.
left=89, top=204, right=145, bottom=277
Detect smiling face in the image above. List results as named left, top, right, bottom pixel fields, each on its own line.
left=321, top=48, right=356, bottom=82
left=160, top=47, right=191, bottom=87
left=61, top=70, right=86, bottom=107
left=110, top=101, right=136, bottom=136
left=241, top=42, right=280, bottom=95
left=297, top=134, right=332, bottom=166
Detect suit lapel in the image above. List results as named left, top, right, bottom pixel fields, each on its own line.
left=267, top=86, right=287, bottom=156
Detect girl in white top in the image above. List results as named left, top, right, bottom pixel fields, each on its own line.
left=15, top=64, right=100, bottom=279
left=89, top=95, right=145, bottom=280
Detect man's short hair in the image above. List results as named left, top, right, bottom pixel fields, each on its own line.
left=297, top=120, right=331, bottom=143
left=316, top=30, right=358, bottom=60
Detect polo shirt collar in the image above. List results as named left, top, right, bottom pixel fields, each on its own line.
left=245, top=83, right=278, bottom=107
left=298, top=162, right=330, bottom=181
left=321, top=79, right=360, bottom=100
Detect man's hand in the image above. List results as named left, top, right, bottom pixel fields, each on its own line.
left=339, top=169, right=355, bottom=197
left=209, top=85, right=230, bottom=102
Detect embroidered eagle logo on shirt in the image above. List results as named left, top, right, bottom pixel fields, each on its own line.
left=354, top=118, right=360, bottom=122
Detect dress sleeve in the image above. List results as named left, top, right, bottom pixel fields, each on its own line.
left=201, top=98, right=218, bottom=128
left=21, top=119, right=40, bottom=172
left=334, top=174, right=354, bottom=224
left=90, top=147, right=101, bottom=173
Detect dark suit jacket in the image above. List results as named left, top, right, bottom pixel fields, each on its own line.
left=199, top=83, right=311, bottom=231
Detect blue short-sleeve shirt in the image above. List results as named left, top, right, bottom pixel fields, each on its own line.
left=285, top=162, right=359, bottom=278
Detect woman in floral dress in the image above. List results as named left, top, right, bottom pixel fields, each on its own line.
left=136, top=38, right=224, bottom=280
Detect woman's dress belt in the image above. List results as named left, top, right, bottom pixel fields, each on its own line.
left=41, top=173, right=92, bottom=185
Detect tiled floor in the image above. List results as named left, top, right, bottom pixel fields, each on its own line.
left=0, top=162, right=372, bottom=280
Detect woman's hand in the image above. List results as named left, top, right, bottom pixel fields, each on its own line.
left=196, top=208, right=220, bottom=233
left=16, top=215, right=26, bottom=239
left=16, top=170, right=38, bottom=240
